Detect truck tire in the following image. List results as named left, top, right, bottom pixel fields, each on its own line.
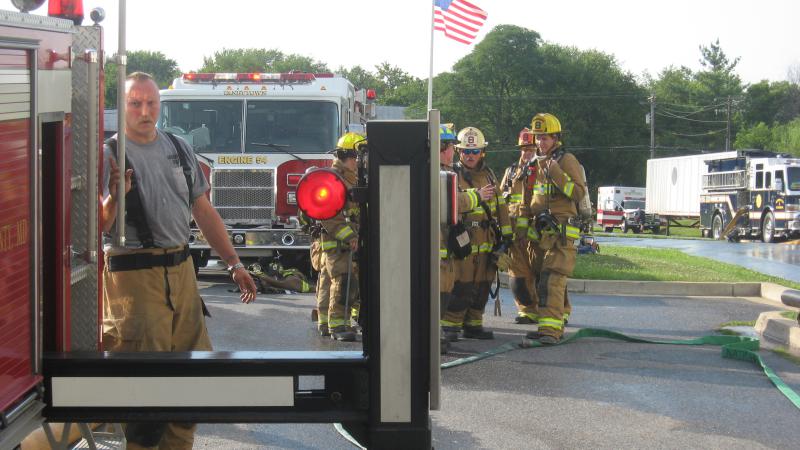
left=621, top=221, right=628, bottom=233
left=632, top=226, right=642, bottom=234
left=762, top=211, right=776, bottom=243
left=652, top=226, right=660, bottom=235
left=712, top=214, right=724, bottom=240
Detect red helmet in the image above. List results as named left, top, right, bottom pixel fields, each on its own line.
left=518, top=127, right=535, bottom=147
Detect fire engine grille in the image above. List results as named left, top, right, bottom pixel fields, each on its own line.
left=212, top=169, right=275, bottom=224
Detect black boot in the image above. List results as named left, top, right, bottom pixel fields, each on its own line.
left=462, top=326, right=494, bottom=340
left=331, top=326, right=356, bottom=342
left=442, top=326, right=460, bottom=342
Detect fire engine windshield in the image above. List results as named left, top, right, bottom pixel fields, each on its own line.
left=158, top=100, right=339, bottom=154
left=788, top=167, right=800, bottom=191
left=158, top=100, right=244, bottom=153
left=244, top=101, right=338, bottom=154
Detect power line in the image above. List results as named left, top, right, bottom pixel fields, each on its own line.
left=655, top=110, right=727, bottom=123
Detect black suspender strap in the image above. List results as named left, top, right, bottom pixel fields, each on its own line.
left=105, top=132, right=194, bottom=248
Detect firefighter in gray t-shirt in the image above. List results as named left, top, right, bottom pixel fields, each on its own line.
left=101, top=72, right=257, bottom=450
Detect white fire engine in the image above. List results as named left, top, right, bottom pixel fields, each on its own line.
left=157, top=72, right=376, bottom=272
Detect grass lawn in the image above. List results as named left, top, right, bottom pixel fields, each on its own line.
left=573, top=245, right=800, bottom=290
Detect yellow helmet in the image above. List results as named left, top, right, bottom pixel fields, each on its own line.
left=530, top=113, right=562, bottom=135
left=336, top=132, right=367, bottom=152
left=455, top=126, right=488, bottom=149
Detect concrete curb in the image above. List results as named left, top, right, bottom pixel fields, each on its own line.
left=497, top=273, right=800, bottom=349
left=755, top=311, right=800, bottom=351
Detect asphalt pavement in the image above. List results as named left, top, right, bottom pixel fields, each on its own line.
left=193, top=273, right=800, bottom=449
left=598, top=235, right=800, bottom=283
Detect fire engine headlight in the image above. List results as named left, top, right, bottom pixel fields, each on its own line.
left=281, top=233, right=295, bottom=246
left=232, top=233, right=246, bottom=245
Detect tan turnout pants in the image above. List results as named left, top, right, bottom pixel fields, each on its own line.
left=102, top=246, right=211, bottom=450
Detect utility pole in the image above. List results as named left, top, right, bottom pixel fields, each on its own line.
left=649, top=94, right=655, bottom=159
left=725, top=96, right=731, bottom=151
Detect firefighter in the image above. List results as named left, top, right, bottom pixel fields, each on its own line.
left=248, top=260, right=314, bottom=294
left=526, top=113, right=586, bottom=344
left=318, top=132, right=365, bottom=342
left=500, top=128, right=538, bottom=324
left=306, top=214, right=332, bottom=336
left=438, top=124, right=481, bottom=351
left=442, top=127, right=512, bottom=340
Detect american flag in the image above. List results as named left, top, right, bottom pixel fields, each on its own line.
left=433, top=0, right=488, bottom=45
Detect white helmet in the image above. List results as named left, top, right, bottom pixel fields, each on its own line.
left=456, top=127, right=488, bottom=150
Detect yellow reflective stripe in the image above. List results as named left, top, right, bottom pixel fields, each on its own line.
left=471, top=244, right=480, bottom=254
left=478, top=242, right=492, bottom=253
left=469, top=207, right=486, bottom=216
left=466, top=189, right=479, bottom=210
left=563, top=172, right=572, bottom=181
left=527, top=227, right=540, bottom=241
left=318, top=313, right=328, bottom=324
left=566, top=225, right=580, bottom=240
left=501, top=225, right=513, bottom=235
left=518, top=312, right=538, bottom=320
left=335, top=225, right=354, bottom=241
left=440, top=320, right=462, bottom=328
left=562, top=312, right=570, bottom=321
left=440, top=248, right=449, bottom=259
left=538, top=317, right=563, bottom=330
left=515, top=217, right=529, bottom=228
left=329, top=318, right=346, bottom=327
left=347, top=207, right=360, bottom=216
left=301, top=280, right=310, bottom=292
left=563, top=181, right=575, bottom=198
left=465, top=319, right=482, bottom=327
left=532, top=183, right=554, bottom=195
left=321, top=240, right=337, bottom=250
left=509, top=194, right=523, bottom=203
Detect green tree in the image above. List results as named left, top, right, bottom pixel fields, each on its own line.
left=741, top=80, right=800, bottom=126
left=425, top=25, right=647, bottom=187
left=104, top=50, right=180, bottom=108
left=734, top=122, right=772, bottom=149
left=648, top=40, right=745, bottom=152
left=199, top=48, right=328, bottom=73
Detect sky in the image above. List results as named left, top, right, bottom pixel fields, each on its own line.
left=16, top=0, right=800, bottom=84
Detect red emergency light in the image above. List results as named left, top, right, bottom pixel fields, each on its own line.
left=180, top=72, right=320, bottom=84
left=48, top=0, right=83, bottom=25
left=366, top=89, right=377, bottom=100
left=296, top=168, right=347, bottom=220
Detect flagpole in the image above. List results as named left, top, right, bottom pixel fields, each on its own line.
left=427, top=0, right=435, bottom=111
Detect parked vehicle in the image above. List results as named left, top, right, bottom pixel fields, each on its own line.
left=596, top=186, right=660, bottom=233
left=700, top=150, right=800, bottom=242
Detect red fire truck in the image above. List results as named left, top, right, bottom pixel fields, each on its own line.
left=0, top=1, right=106, bottom=447
left=157, top=72, right=376, bottom=272
left=0, top=3, right=437, bottom=448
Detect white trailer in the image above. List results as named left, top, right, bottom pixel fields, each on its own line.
left=646, top=152, right=736, bottom=233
